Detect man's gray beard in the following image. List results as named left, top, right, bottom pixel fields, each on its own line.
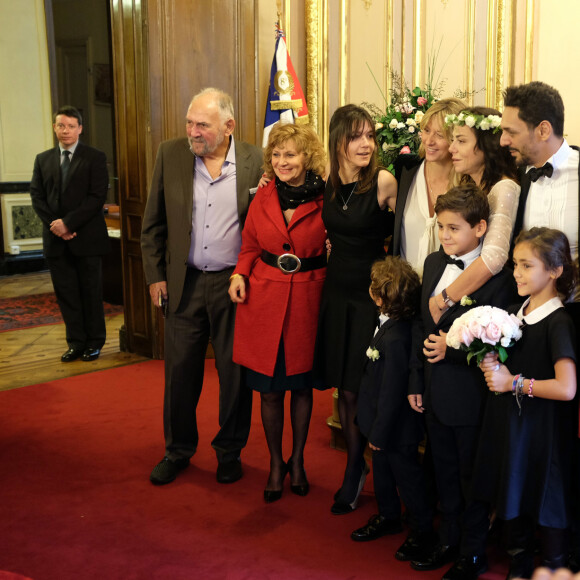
left=189, top=131, right=224, bottom=157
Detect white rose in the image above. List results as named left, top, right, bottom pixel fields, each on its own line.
left=465, top=115, right=476, bottom=128
left=479, top=119, right=491, bottom=130
left=397, top=122, right=405, bottom=130
left=490, top=115, right=502, bottom=128
left=500, top=336, right=512, bottom=347
left=375, top=122, right=384, bottom=130
left=382, top=142, right=389, bottom=151
left=408, top=126, right=415, bottom=133
left=406, top=118, right=417, bottom=127
left=389, top=118, right=399, bottom=129
left=415, top=111, right=424, bottom=123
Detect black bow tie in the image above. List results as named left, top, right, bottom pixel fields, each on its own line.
left=527, top=163, right=553, bottom=182
left=444, top=255, right=464, bottom=270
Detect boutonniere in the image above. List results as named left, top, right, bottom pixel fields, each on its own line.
left=366, top=347, right=380, bottom=361
left=460, top=295, right=476, bottom=307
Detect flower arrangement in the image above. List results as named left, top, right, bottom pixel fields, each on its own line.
left=446, top=305, right=523, bottom=365
left=363, top=74, right=438, bottom=172
left=445, top=111, right=502, bottom=133
left=366, top=347, right=380, bottom=361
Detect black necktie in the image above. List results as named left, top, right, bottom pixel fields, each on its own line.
left=444, top=255, right=464, bottom=270
left=61, top=150, right=71, bottom=183
left=527, top=162, right=553, bottom=182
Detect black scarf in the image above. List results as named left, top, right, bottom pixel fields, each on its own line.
left=275, top=171, right=325, bottom=211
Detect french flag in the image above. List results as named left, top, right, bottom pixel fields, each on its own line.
left=262, top=24, right=309, bottom=147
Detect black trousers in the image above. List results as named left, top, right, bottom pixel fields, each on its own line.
left=426, top=414, right=489, bottom=557
left=372, top=444, right=434, bottom=533
left=47, top=249, right=106, bottom=350
left=163, top=267, right=252, bottom=463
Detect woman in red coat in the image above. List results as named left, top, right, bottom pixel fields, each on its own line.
left=228, top=123, right=327, bottom=503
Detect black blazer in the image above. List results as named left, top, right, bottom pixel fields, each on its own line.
left=357, top=317, right=424, bottom=450
left=410, top=247, right=518, bottom=426
left=30, top=142, right=110, bottom=258
left=389, top=155, right=422, bottom=257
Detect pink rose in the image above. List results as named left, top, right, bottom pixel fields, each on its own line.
left=417, top=96, right=428, bottom=106
left=459, top=326, right=474, bottom=347
left=468, top=319, right=484, bottom=340
left=481, top=322, right=502, bottom=345
left=399, top=145, right=411, bottom=155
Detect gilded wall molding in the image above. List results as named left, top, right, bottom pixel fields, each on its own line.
left=465, top=0, right=476, bottom=105
left=495, top=0, right=506, bottom=108
left=305, top=0, right=328, bottom=144
left=339, top=0, right=348, bottom=106
left=413, top=0, right=422, bottom=88
left=524, top=0, right=534, bottom=82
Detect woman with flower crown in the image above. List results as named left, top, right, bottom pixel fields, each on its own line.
left=427, top=106, right=520, bottom=323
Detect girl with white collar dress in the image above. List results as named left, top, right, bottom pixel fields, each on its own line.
left=477, top=227, right=578, bottom=579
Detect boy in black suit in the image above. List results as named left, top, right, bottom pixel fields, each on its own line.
left=408, top=184, right=516, bottom=580
left=30, top=105, right=110, bottom=362
left=351, top=256, right=437, bottom=561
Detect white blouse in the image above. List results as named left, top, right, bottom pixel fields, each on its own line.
left=400, top=161, right=438, bottom=275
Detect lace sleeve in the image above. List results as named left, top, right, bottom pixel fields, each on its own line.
left=481, top=179, right=521, bottom=275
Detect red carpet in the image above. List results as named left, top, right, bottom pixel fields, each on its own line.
left=0, top=293, right=123, bottom=332
left=0, top=361, right=509, bottom=579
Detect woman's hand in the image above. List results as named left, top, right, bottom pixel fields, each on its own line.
left=258, top=173, right=271, bottom=189
left=228, top=276, right=247, bottom=304
left=408, top=394, right=424, bottom=413
left=368, top=442, right=382, bottom=451
left=423, top=331, right=447, bottom=363
left=480, top=353, right=512, bottom=393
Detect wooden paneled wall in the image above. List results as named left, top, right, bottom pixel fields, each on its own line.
left=110, top=0, right=259, bottom=357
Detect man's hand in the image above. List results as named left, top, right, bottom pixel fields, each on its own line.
left=50, top=219, right=76, bottom=240
left=149, top=281, right=168, bottom=307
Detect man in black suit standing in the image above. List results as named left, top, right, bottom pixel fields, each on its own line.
left=30, top=105, right=110, bottom=363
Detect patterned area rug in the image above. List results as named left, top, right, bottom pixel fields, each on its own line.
left=0, top=293, right=123, bottom=332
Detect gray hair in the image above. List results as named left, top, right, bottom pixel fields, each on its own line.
left=190, top=88, right=235, bottom=123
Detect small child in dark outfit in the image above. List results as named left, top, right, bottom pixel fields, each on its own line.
left=351, top=256, right=436, bottom=562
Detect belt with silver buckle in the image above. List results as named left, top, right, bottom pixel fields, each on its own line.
left=260, top=250, right=327, bottom=274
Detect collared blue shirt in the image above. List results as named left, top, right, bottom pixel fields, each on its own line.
left=188, top=137, right=241, bottom=270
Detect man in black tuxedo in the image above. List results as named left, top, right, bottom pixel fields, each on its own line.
left=502, top=81, right=580, bottom=573
left=408, top=185, right=516, bottom=580
left=30, top=105, right=110, bottom=362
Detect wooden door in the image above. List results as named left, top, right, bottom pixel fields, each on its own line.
left=110, top=0, right=260, bottom=357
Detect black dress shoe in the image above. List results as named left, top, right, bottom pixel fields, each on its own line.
left=442, top=555, right=488, bottom=580
left=216, top=458, right=243, bottom=483
left=505, top=551, right=534, bottom=580
left=150, top=457, right=189, bottom=485
left=287, top=459, right=309, bottom=496
left=351, top=514, right=403, bottom=542
left=61, top=348, right=83, bottom=362
left=411, top=544, right=459, bottom=571
left=81, top=348, right=100, bottom=361
left=395, top=530, right=439, bottom=561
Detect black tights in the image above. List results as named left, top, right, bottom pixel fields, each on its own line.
left=261, top=387, right=312, bottom=491
left=336, top=389, right=367, bottom=502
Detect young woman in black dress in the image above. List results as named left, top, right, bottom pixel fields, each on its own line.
left=315, top=105, right=397, bottom=514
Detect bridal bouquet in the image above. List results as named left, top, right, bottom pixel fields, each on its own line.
left=446, top=305, right=523, bottom=365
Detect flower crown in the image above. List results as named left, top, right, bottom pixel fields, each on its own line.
left=445, top=111, right=502, bottom=133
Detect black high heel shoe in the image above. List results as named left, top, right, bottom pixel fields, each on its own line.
left=287, top=458, right=309, bottom=496
left=331, top=462, right=369, bottom=515
left=263, top=462, right=288, bottom=503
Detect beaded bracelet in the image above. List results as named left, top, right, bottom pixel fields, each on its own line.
left=528, top=377, right=535, bottom=398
